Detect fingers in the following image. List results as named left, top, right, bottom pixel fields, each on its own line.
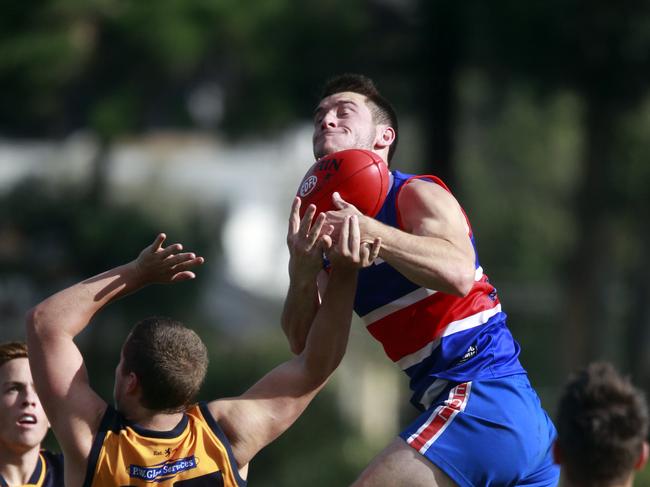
left=170, top=271, right=197, bottom=282
left=348, top=215, right=360, bottom=258
left=327, top=216, right=380, bottom=268
left=152, top=233, right=167, bottom=251
left=319, top=234, right=333, bottom=251
left=307, top=212, right=327, bottom=248
left=171, top=255, right=205, bottom=273
left=138, top=234, right=206, bottom=284
left=338, top=215, right=350, bottom=257
left=165, top=252, right=200, bottom=267
left=332, top=192, right=347, bottom=209
left=369, top=238, right=381, bottom=262
left=159, top=242, right=184, bottom=258
left=288, top=202, right=329, bottom=257
left=288, top=197, right=301, bottom=236
left=298, top=204, right=317, bottom=238
left=360, top=237, right=381, bottom=266
left=337, top=215, right=360, bottom=258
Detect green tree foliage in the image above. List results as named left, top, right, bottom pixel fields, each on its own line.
left=459, top=0, right=650, bottom=377
left=0, top=0, right=377, bottom=139
left=2, top=0, right=650, bottom=483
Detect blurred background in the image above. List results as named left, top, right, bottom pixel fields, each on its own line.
left=1, top=0, right=649, bottom=484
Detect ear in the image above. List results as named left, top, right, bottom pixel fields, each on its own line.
left=126, top=372, right=139, bottom=395
left=552, top=441, right=562, bottom=465
left=635, top=441, right=649, bottom=471
left=374, top=125, right=395, bottom=151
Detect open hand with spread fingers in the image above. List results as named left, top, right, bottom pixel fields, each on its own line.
left=286, top=197, right=334, bottom=281
left=134, top=233, right=205, bottom=285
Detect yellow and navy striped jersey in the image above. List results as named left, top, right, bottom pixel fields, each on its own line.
left=83, top=402, right=246, bottom=486
left=0, top=450, right=64, bottom=487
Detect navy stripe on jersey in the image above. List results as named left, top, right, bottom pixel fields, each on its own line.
left=198, top=402, right=247, bottom=487
left=355, top=261, right=421, bottom=317
left=127, top=413, right=189, bottom=439
left=82, top=406, right=115, bottom=487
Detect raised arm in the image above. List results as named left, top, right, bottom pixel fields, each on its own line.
left=25, top=234, right=204, bottom=480
left=281, top=197, right=332, bottom=354
left=211, top=215, right=380, bottom=469
left=327, top=180, right=476, bottom=296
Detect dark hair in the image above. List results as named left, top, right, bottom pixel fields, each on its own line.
left=556, top=362, right=649, bottom=486
left=321, top=73, right=399, bottom=163
left=122, top=317, right=208, bottom=412
left=0, top=341, right=28, bottom=368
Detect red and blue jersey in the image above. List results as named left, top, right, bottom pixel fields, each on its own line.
left=354, top=170, right=525, bottom=410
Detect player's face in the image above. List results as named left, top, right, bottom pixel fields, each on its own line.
left=0, top=358, right=49, bottom=453
left=313, top=91, right=378, bottom=159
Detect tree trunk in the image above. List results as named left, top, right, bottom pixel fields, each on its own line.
left=416, top=0, right=460, bottom=186
left=563, top=96, right=617, bottom=373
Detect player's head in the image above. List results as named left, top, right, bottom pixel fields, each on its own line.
left=114, top=317, right=209, bottom=414
left=554, top=362, right=649, bottom=487
left=0, top=341, right=50, bottom=455
left=314, top=73, right=398, bottom=164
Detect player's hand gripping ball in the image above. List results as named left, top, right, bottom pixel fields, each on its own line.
left=297, top=149, right=390, bottom=218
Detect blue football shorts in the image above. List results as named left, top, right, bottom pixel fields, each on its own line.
left=399, top=373, right=559, bottom=486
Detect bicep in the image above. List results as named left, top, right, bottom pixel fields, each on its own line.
left=208, top=357, right=322, bottom=467
left=399, top=180, right=474, bottom=255
left=27, top=326, right=106, bottom=460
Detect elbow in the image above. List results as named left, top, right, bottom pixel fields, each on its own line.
left=289, top=339, right=306, bottom=356
left=303, top=354, right=342, bottom=387
left=25, top=304, right=52, bottom=339
left=281, top=320, right=306, bottom=356
left=450, top=265, right=475, bottom=297
left=305, top=366, right=335, bottom=389
left=285, top=327, right=307, bottom=356
left=24, top=306, right=40, bottom=334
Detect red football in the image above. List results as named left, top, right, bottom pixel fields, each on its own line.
left=296, top=149, right=390, bottom=218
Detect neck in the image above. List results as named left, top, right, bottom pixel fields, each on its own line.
left=0, top=444, right=40, bottom=485
left=136, top=412, right=184, bottom=431
left=123, top=405, right=184, bottom=431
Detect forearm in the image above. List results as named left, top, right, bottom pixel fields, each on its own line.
left=362, top=217, right=475, bottom=296
left=281, top=276, right=320, bottom=355
left=27, top=261, right=142, bottom=340
left=301, top=269, right=356, bottom=381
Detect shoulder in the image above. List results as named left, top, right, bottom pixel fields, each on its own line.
left=188, top=402, right=222, bottom=431
left=401, top=176, right=451, bottom=197
left=197, top=401, right=244, bottom=447
left=398, top=177, right=462, bottom=217
left=393, top=175, right=470, bottom=236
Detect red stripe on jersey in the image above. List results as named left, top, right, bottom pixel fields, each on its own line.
left=366, top=278, right=499, bottom=362
left=407, top=382, right=471, bottom=452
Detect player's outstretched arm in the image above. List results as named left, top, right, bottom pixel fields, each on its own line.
left=326, top=181, right=476, bottom=296
left=281, top=197, right=332, bottom=354
left=211, top=216, right=380, bottom=470
left=25, top=234, right=204, bottom=482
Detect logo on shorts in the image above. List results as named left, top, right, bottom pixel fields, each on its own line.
left=130, top=456, right=198, bottom=481
left=457, top=345, right=477, bottom=365
left=299, top=175, right=318, bottom=197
